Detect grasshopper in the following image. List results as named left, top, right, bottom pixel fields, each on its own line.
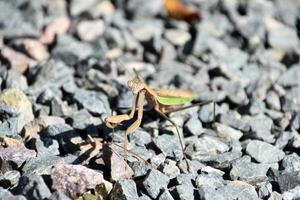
left=105, top=70, right=215, bottom=171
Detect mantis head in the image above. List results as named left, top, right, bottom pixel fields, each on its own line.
left=128, top=78, right=145, bottom=94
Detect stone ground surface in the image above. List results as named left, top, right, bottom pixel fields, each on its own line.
left=0, top=0, right=300, bottom=199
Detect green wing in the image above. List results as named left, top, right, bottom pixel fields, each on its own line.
left=156, top=95, right=194, bottom=105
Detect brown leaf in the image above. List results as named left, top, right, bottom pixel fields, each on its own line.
left=164, top=0, right=201, bottom=23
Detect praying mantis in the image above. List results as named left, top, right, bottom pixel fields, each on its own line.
left=105, top=70, right=215, bottom=171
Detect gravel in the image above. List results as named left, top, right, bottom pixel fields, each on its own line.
left=0, top=0, right=299, bottom=199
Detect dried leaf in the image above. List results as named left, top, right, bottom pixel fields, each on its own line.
left=164, top=0, right=201, bottom=23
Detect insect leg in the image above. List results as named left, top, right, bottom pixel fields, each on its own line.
left=105, top=93, right=138, bottom=128
left=165, top=100, right=216, bottom=123
left=154, top=109, right=191, bottom=172
left=123, top=90, right=146, bottom=161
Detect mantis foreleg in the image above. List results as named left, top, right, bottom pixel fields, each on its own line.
left=105, top=94, right=138, bottom=128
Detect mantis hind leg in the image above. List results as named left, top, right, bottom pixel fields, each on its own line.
left=154, top=108, right=191, bottom=172
left=165, top=100, right=216, bottom=123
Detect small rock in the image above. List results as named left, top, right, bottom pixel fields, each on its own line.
left=266, top=90, right=281, bottom=110
left=77, top=20, right=105, bottom=42
left=246, top=140, right=285, bottom=163
left=215, top=123, right=243, bottom=141
left=220, top=112, right=250, bottom=132
left=160, top=159, right=180, bottom=178
left=275, top=131, right=294, bottom=149
left=70, top=0, right=99, bottom=16
left=249, top=100, right=266, bottom=115
left=51, top=97, right=73, bottom=117
left=14, top=174, right=52, bottom=200
left=28, top=59, right=74, bottom=99
left=164, top=29, right=191, bottom=46
left=143, top=169, right=169, bottom=199
left=71, top=109, right=101, bottom=130
left=49, top=192, right=71, bottom=200
left=269, top=169, right=300, bottom=192
left=110, top=179, right=138, bottom=200
left=282, top=186, right=300, bottom=200
left=256, top=181, right=272, bottom=199
left=22, top=154, right=64, bottom=176
left=39, top=116, right=65, bottom=127
left=51, top=34, right=95, bottom=65
left=264, top=18, right=299, bottom=52
left=175, top=184, right=194, bottom=200
left=0, top=103, right=17, bottom=120
left=158, top=188, right=174, bottom=200
left=282, top=87, right=300, bottom=112
left=126, top=0, right=163, bottom=19
left=195, top=173, right=225, bottom=189
left=269, top=191, right=282, bottom=200
left=185, top=135, right=229, bottom=160
left=0, top=136, right=23, bottom=148
left=102, top=144, right=134, bottom=181
left=40, top=16, right=71, bottom=44
left=278, top=64, right=300, bottom=87
left=129, top=129, right=152, bottom=147
left=42, top=123, right=78, bottom=152
left=282, top=153, right=300, bottom=172
left=0, top=46, right=36, bottom=74
left=74, top=89, right=111, bottom=115
left=184, top=114, right=204, bottom=136
left=51, top=163, right=104, bottom=197
left=249, top=115, right=274, bottom=143
left=20, top=39, right=49, bottom=61
left=198, top=181, right=259, bottom=200
left=230, top=156, right=278, bottom=184
left=129, top=160, right=150, bottom=177
left=0, top=88, right=34, bottom=131
left=198, top=104, right=219, bottom=123
left=5, top=70, right=28, bottom=91
left=0, top=170, right=21, bottom=188
left=175, top=173, right=195, bottom=187
left=0, top=147, right=36, bottom=172
left=153, top=134, right=183, bottom=161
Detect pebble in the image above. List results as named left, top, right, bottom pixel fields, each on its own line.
left=184, top=114, right=204, bottom=136
left=102, top=144, right=134, bottom=181
left=264, top=18, right=299, bottom=52
left=142, top=169, right=169, bottom=199
left=164, top=29, right=191, bottom=46
left=0, top=46, right=36, bottom=74
left=246, top=140, right=285, bottom=163
left=198, top=181, right=259, bottom=200
left=282, top=153, right=300, bottom=172
left=153, top=134, right=183, bottom=161
left=214, top=123, right=243, bottom=141
left=14, top=174, right=52, bottom=200
left=220, top=112, right=250, bottom=132
left=230, top=156, right=278, bottom=184
left=40, top=16, right=71, bottom=44
left=0, top=170, right=21, bottom=188
left=282, top=87, right=300, bottom=112
left=196, top=173, right=225, bottom=189
left=77, top=20, right=105, bottom=42
left=74, top=89, right=111, bottom=115
left=277, top=64, right=300, bottom=87
left=20, top=39, right=50, bottom=61
left=0, top=147, right=36, bottom=172
left=266, top=90, right=281, bottom=110
left=51, top=163, right=104, bottom=197
left=249, top=115, right=275, bottom=143
left=160, top=159, right=180, bottom=178
left=175, top=184, right=194, bottom=200
left=5, top=70, right=28, bottom=91
left=110, top=179, right=139, bottom=200
left=158, top=189, right=174, bottom=200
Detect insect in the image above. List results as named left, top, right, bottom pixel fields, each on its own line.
left=105, top=70, right=215, bottom=171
